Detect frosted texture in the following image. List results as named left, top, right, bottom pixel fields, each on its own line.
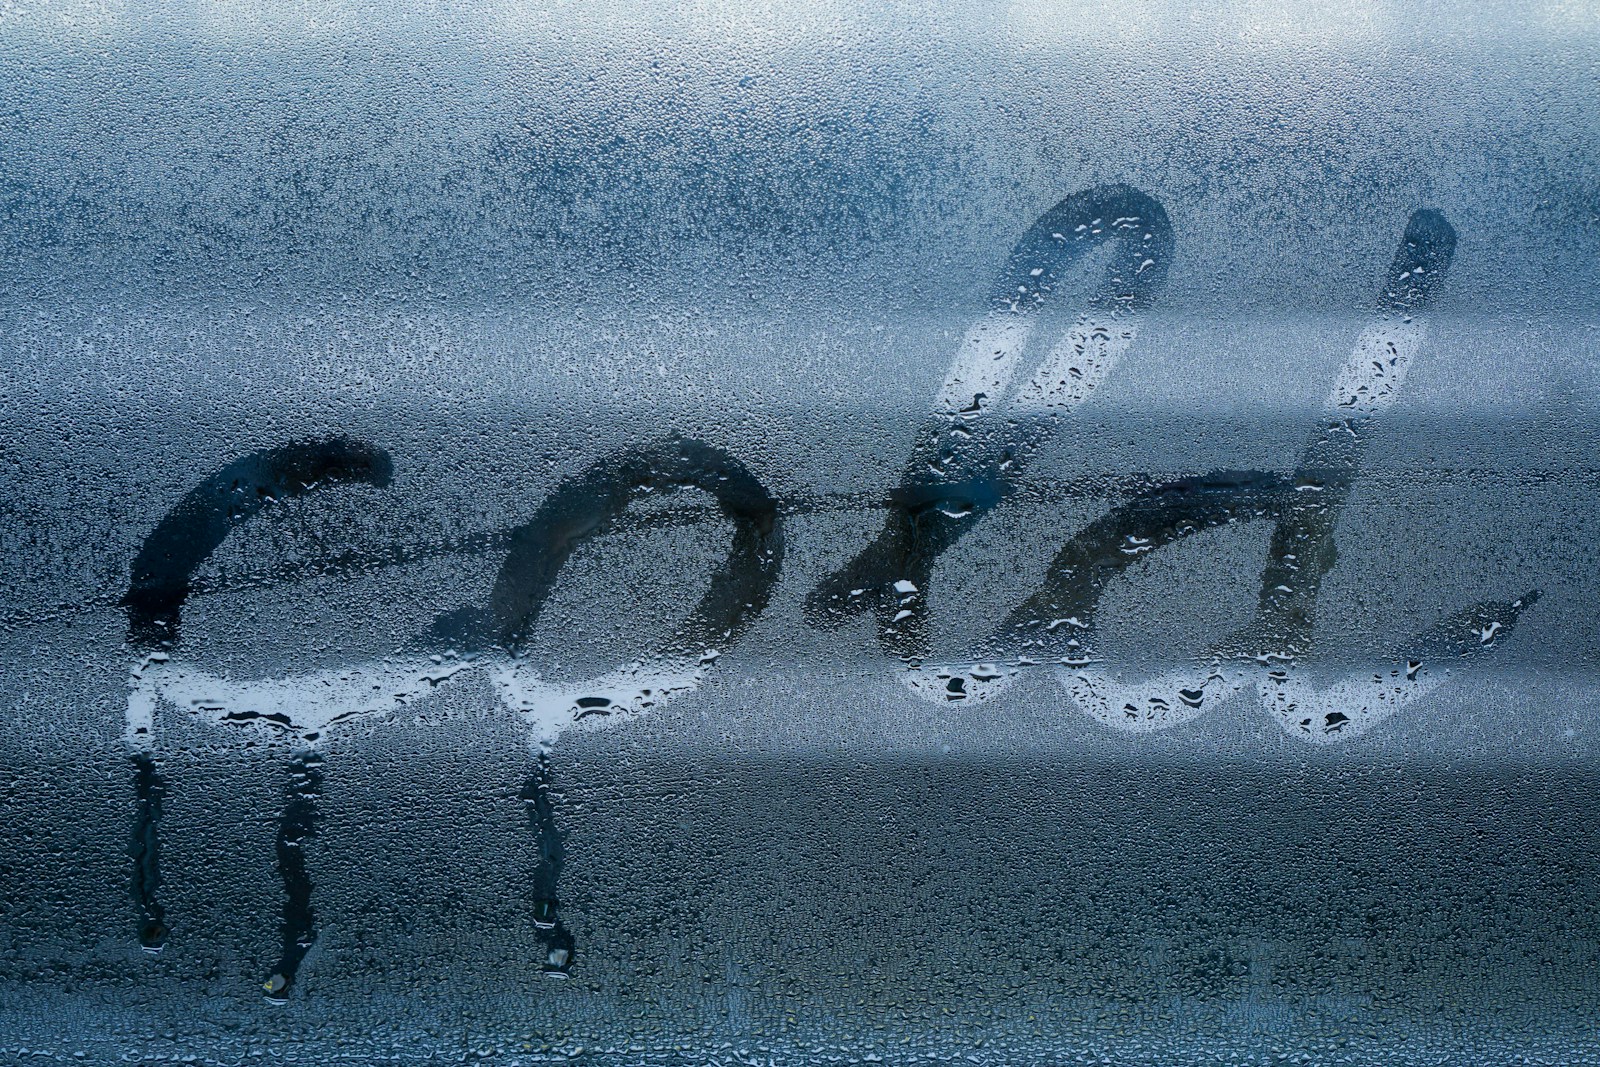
left=2, top=2, right=1599, bottom=1063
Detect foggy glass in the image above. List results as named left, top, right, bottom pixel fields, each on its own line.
left=2, top=2, right=1598, bottom=1063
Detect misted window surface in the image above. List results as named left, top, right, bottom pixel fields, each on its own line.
left=2, top=3, right=1598, bottom=1064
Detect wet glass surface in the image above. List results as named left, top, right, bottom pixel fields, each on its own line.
left=2, top=2, right=1600, bottom=1063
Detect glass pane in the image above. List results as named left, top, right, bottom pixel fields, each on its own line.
left=2, top=2, right=1597, bottom=1062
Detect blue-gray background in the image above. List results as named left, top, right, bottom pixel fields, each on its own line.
left=2, top=2, right=1599, bottom=1063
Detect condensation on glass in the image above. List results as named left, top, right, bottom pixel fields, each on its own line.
left=1, top=2, right=1598, bottom=1064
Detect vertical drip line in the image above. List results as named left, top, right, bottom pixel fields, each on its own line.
left=129, top=752, right=168, bottom=951
left=523, top=750, right=574, bottom=976
left=121, top=436, right=392, bottom=955
left=485, top=438, right=781, bottom=977
left=264, top=751, right=322, bottom=1002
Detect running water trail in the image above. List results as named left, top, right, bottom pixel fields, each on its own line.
left=121, top=438, right=467, bottom=996
left=481, top=436, right=784, bottom=973
left=122, top=433, right=783, bottom=985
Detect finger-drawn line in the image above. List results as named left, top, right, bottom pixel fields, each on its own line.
left=805, top=185, right=1175, bottom=663
left=123, top=437, right=405, bottom=984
